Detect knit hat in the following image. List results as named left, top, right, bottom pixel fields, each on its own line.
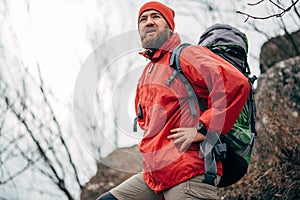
left=138, top=1, right=175, bottom=31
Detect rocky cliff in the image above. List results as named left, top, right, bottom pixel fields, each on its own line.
left=81, top=30, right=300, bottom=200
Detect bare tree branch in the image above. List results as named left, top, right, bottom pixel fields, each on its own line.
left=292, top=0, right=300, bottom=19
left=4, top=96, right=75, bottom=200
left=237, top=0, right=300, bottom=22
left=248, top=0, right=264, bottom=6
left=270, top=0, right=285, bottom=10
left=36, top=63, right=83, bottom=190
left=0, top=157, right=33, bottom=185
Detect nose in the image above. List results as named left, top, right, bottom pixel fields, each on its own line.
left=145, top=17, right=155, bottom=26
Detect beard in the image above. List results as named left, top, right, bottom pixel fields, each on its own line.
left=140, top=27, right=172, bottom=50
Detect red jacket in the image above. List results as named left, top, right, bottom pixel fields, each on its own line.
left=135, top=33, right=250, bottom=192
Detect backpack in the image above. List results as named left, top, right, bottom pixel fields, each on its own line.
left=169, top=23, right=257, bottom=187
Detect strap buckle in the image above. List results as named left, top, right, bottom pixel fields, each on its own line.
left=202, top=172, right=216, bottom=186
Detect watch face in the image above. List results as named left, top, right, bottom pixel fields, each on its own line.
left=197, top=122, right=207, bottom=135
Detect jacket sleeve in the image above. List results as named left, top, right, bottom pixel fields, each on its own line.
left=180, top=46, right=250, bottom=134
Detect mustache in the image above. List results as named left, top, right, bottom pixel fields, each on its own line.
left=144, top=27, right=157, bottom=34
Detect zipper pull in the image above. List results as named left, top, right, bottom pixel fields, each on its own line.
left=148, top=63, right=154, bottom=73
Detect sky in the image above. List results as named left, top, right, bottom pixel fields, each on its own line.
left=6, top=0, right=260, bottom=99
left=8, top=0, right=93, bottom=99
left=8, top=0, right=300, bottom=97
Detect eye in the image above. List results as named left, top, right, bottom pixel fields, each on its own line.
left=139, top=17, right=146, bottom=23
left=153, top=15, right=161, bottom=19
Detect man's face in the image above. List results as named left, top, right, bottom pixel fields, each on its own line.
left=138, top=10, right=172, bottom=49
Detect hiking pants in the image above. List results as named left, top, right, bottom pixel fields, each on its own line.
left=97, top=173, right=220, bottom=200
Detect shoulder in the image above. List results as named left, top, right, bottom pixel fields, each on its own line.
left=182, top=44, right=209, bottom=53
left=178, top=45, right=216, bottom=65
left=179, top=45, right=214, bottom=59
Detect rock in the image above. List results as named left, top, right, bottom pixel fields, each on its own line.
left=259, top=30, right=300, bottom=73
left=80, top=146, right=142, bottom=200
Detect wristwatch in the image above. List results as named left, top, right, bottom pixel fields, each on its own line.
left=197, top=122, right=207, bottom=136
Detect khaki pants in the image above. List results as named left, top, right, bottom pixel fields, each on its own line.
left=110, top=173, right=220, bottom=200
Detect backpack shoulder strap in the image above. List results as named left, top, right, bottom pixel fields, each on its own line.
left=168, top=43, right=206, bottom=113
left=170, top=43, right=191, bottom=71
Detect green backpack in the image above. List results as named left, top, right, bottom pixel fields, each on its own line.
left=168, top=24, right=257, bottom=187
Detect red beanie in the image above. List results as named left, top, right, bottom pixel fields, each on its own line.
left=138, top=1, right=175, bottom=31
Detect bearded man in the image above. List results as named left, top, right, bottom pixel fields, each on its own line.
left=97, top=2, right=250, bottom=200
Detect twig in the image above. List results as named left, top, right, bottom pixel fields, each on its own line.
left=248, top=0, right=264, bottom=6
left=253, top=168, right=272, bottom=185
left=270, top=0, right=285, bottom=10
left=292, top=0, right=300, bottom=19
left=237, top=0, right=300, bottom=22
